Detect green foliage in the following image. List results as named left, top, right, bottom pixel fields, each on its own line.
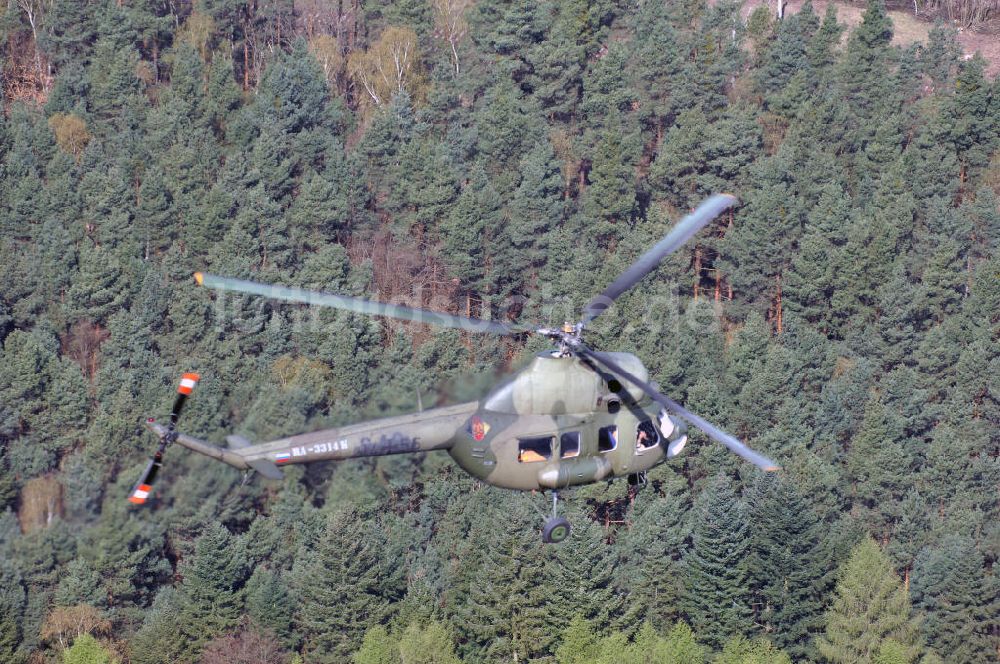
left=817, top=539, right=921, bottom=664
left=681, top=474, right=752, bottom=649
left=0, top=1, right=995, bottom=661
left=911, top=536, right=999, bottom=663
left=397, top=620, right=462, bottom=664
left=714, top=635, right=791, bottom=664
left=0, top=559, right=26, bottom=661
left=293, top=509, right=403, bottom=663
left=745, top=473, right=829, bottom=660
left=62, top=634, right=116, bottom=664
left=354, top=625, right=397, bottom=664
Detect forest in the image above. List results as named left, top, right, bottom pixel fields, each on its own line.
left=0, top=0, right=998, bottom=662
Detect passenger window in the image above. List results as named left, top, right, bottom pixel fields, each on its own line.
left=518, top=436, right=554, bottom=463
left=560, top=432, right=581, bottom=459
left=598, top=425, right=618, bottom=452
left=636, top=420, right=660, bottom=451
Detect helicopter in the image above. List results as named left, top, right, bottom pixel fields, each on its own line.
left=130, top=193, right=779, bottom=543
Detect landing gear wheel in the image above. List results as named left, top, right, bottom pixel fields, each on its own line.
left=542, top=517, right=571, bottom=543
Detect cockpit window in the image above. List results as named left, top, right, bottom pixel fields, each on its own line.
left=518, top=436, right=553, bottom=463
left=636, top=420, right=660, bottom=451
left=560, top=432, right=581, bottom=458
left=598, top=425, right=618, bottom=452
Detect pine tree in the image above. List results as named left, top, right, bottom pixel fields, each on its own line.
left=292, top=509, right=403, bottom=663
left=680, top=473, right=752, bottom=650
left=353, top=625, right=396, bottom=664
left=397, top=620, right=462, bottom=664
left=546, top=512, right=622, bottom=634
left=745, top=473, right=828, bottom=660
left=0, top=559, right=26, bottom=662
left=715, top=635, right=792, bottom=664
left=555, top=615, right=601, bottom=664
left=942, top=54, right=998, bottom=178
left=612, top=474, right=690, bottom=631
left=845, top=395, right=912, bottom=535
left=628, top=0, right=684, bottom=138
left=581, top=118, right=639, bottom=239
left=911, top=535, right=999, bottom=663
left=172, top=522, right=249, bottom=658
left=837, top=0, right=895, bottom=120
left=245, top=567, right=293, bottom=644
left=817, top=538, right=921, bottom=664
left=921, top=23, right=961, bottom=89
left=452, top=495, right=553, bottom=662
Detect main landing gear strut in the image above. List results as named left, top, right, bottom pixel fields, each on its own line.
left=541, top=491, right=571, bottom=543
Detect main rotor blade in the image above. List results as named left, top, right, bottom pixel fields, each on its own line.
left=195, top=273, right=522, bottom=335
left=575, top=345, right=780, bottom=471
left=580, top=194, right=738, bottom=325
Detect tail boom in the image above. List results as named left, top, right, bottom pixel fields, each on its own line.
left=145, top=421, right=251, bottom=471
left=144, top=401, right=479, bottom=473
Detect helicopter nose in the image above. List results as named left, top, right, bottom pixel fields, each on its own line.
left=666, top=434, right=688, bottom=458
left=658, top=411, right=688, bottom=458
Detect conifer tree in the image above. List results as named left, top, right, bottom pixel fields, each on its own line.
left=745, top=473, right=828, bottom=660
left=354, top=625, right=396, bottom=664
left=172, top=521, right=248, bottom=658
left=911, top=535, right=999, bottom=663
left=716, top=635, right=792, bottom=664
left=837, top=0, right=895, bottom=120
left=680, top=473, right=752, bottom=650
left=453, top=496, right=552, bottom=662
left=845, top=395, right=912, bottom=534
left=0, top=559, right=26, bottom=662
left=397, top=620, right=462, bottom=664
left=293, top=508, right=403, bottom=663
left=817, top=538, right=921, bottom=664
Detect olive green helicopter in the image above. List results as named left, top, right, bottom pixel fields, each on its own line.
left=130, top=194, right=779, bottom=543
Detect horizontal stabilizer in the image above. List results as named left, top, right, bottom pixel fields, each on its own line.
left=227, top=435, right=284, bottom=480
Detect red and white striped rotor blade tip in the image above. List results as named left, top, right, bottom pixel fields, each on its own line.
left=178, top=372, right=200, bottom=395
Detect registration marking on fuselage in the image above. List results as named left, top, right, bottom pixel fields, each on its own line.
left=290, top=439, right=349, bottom=457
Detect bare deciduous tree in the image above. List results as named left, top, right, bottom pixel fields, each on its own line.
left=18, top=475, right=62, bottom=533
left=41, top=606, right=111, bottom=652
left=432, top=0, right=472, bottom=75
left=200, top=619, right=289, bottom=664
left=347, top=26, right=419, bottom=108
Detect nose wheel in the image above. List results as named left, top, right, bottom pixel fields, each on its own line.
left=541, top=491, right=572, bottom=543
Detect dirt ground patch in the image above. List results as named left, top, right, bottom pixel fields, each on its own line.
left=741, top=0, right=1000, bottom=77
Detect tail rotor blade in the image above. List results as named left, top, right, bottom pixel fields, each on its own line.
left=128, top=453, right=162, bottom=505
left=129, top=372, right=199, bottom=506
left=169, top=372, right=200, bottom=427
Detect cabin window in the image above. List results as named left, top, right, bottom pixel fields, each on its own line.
left=598, top=425, right=618, bottom=452
left=560, top=432, right=581, bottom=458
left=518, top=436, right=554, bottom=463
left=636, top=420, right=660, bottom=451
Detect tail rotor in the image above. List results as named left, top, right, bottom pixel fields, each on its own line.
left=128, top=372, right=200, bottom=505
